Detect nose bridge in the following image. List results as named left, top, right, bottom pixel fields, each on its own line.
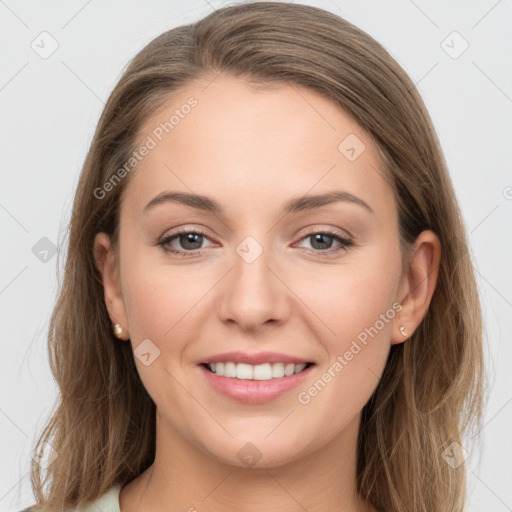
left=217, top=230, right=288, bottom=329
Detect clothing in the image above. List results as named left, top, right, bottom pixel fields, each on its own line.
left=19, top=484, right=122, bottom=512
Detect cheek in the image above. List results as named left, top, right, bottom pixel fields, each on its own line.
left=121, top=247, right=207, bottom=341
left=294, top=246, right=401, bottom=344
left=123, top=275, right=174, bottom=342
left=294, top=297, right=396, bottom=449
left=294, top=245, right=400, bottom=405
left=121, top=264, right=200, bottom=407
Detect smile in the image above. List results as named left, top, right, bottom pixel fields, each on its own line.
left=203, top=361, right=313, bottom=380
left=199, top=362, right=316, bottom=404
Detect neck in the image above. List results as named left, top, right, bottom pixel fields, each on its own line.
left=120, top=410, right=375, bottom=512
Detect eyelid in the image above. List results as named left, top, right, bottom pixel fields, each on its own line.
left=299, top=224, right=353, bottom=240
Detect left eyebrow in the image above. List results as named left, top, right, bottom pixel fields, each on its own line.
left=143, top=190, right=375, bottom=216
left=283, top=191, right=374, bottom=215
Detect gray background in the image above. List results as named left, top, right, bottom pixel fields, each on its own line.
left=1, top=1, right=511, bottom=510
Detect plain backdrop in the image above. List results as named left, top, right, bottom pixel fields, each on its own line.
left=1, top=1, right=511, bottom=510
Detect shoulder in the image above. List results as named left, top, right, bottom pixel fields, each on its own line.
left=18, top=484, right=122, bottom=512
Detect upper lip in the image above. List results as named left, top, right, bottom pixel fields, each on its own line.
left=201, top=351, right=313, bottom=366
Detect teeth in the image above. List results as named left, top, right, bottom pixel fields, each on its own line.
left=207, top=362, right=308, bottom=380
left=225, top=362, right=237, bottom=378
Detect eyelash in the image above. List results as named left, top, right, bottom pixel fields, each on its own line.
left=156, top=227, right=353, bottom=258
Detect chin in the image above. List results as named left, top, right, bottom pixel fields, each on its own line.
left=202, top=435, right=309, bottom=469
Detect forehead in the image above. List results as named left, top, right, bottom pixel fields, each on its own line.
left=123, top=75, right=394, bottom=221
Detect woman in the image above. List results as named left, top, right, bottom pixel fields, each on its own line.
left=23, top=2, right=484, bottom=511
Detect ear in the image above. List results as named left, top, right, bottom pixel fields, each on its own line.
left=93, top=232, right=130, bottom=340
left=391, top=230, right=441, bottom=345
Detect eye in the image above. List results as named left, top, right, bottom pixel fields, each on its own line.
left=156, top=227, right=353, bottom=257
left=295, top=228, right=353, bottom=256
left=157, top=228, right=213, bottom=256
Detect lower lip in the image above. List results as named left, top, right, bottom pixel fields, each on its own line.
left=199, top=364, right=315, bottom=404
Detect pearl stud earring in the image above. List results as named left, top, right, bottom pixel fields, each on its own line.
left=112, top=323, right=125, bottom=339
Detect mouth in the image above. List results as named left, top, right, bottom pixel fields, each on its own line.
left=199, top=361, right=316, bottom=404
left=200, top=361, right=316, bottom=380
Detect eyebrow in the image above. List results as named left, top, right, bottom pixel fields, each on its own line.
left=143, top=190, right=374, bottom=216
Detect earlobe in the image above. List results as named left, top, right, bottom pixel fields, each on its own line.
left=93, top=232, right=130, bottom=340
left=391, top=230, right=441, bottom=345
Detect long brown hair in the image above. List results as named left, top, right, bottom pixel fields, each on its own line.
left=28, top=2, right=485, bottom=511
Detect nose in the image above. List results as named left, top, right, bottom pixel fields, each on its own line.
left=217, top=240, right=290, bottom=333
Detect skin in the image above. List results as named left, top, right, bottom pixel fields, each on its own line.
left=94, top=74, right=441, bottom=512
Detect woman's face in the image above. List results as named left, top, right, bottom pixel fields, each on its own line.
left=101, top=75, right=409, bottom=467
